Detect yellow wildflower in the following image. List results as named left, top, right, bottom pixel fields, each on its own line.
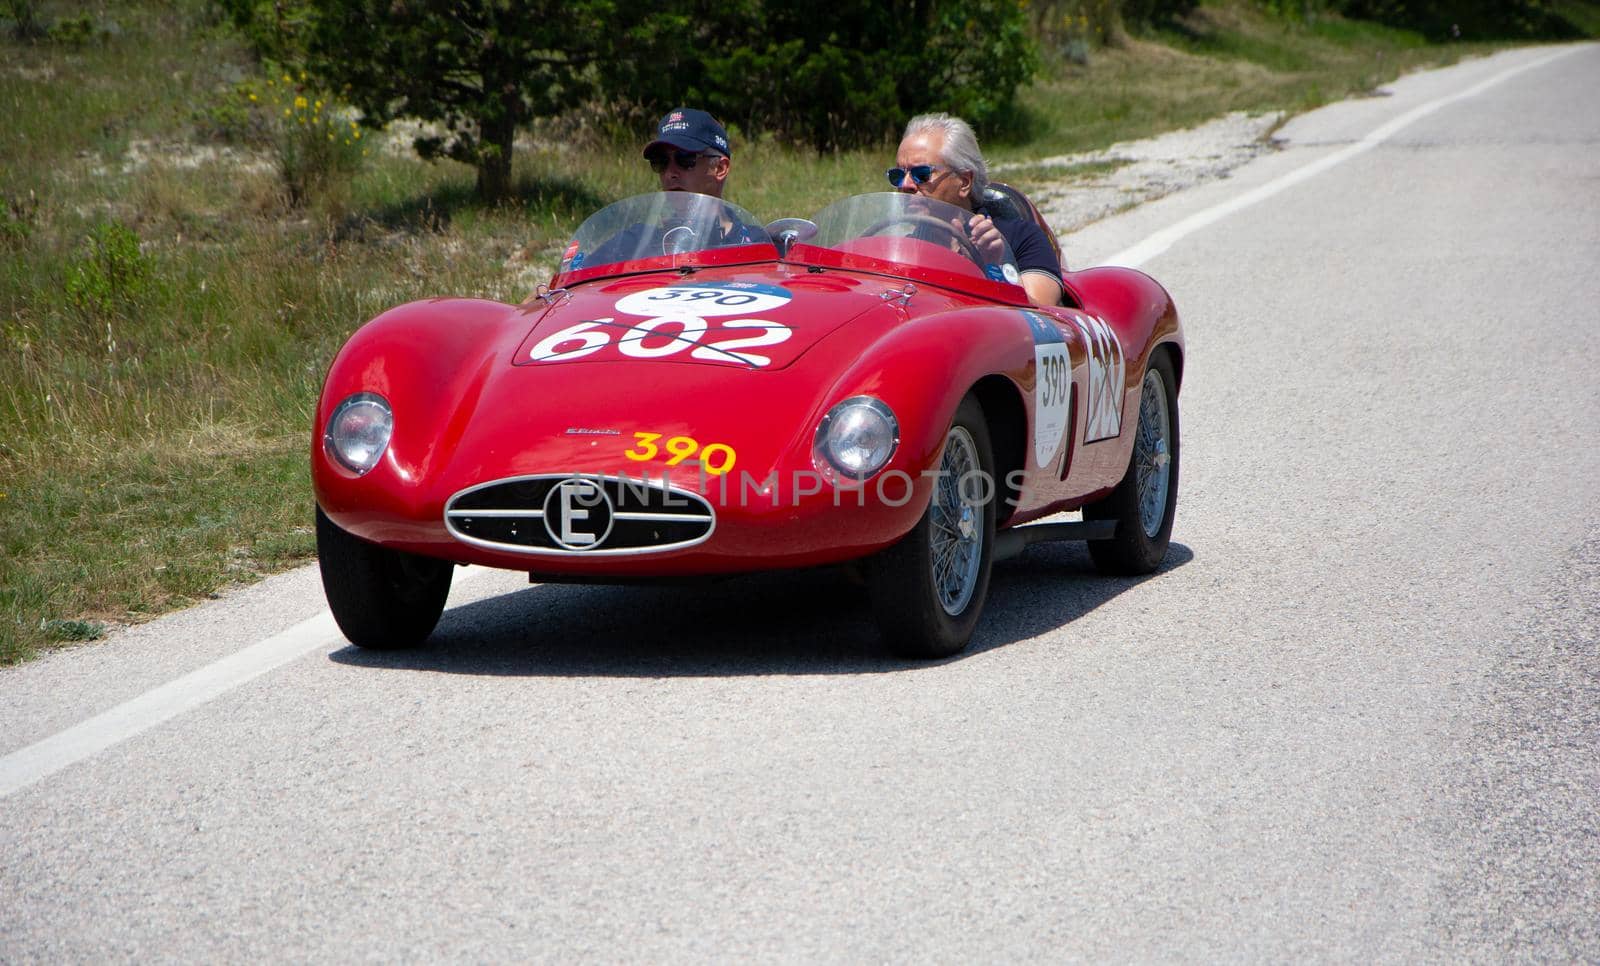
left=294, top=95, right=308, bottom=109
left=315, top=100, right=323, bottom=109
left=248, top=93, right=258, bottom=101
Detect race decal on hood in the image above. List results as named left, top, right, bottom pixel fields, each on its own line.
left=613, top=281, right=793, bottom=318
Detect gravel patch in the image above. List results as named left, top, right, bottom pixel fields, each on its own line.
left=995, top=110, right=1286, bottom=236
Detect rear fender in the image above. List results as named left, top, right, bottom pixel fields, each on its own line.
left=1066, top=266, right=1184, bottom=387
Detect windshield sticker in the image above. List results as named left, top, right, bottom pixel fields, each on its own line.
left=984, top=264, right=1005, bottom=283
left=1072, top=314, right=1126, bottom=441
left=614, top=282, right=793, bottom=318
left=1024, top=311, right=1071, bottom=466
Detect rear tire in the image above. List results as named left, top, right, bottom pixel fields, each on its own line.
left=1085, top=351, right=1179, bottom=575
left=316, top=507, right=453, bottom=649
left=867, top=395, right=996, bottom=659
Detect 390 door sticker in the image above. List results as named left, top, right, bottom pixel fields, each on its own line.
left=1025, top=312, right=1072, bottom=466
left=1025, top=310, right=1126, bottom=462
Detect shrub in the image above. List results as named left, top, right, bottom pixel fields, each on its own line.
left=1120, top=0, right=1201, bottom=29
left=192, top=83, right=267, bottom=145
left=246, top=70, right=368, bottom=205
left=4, top=0, right=45, bottom=41
left=1, top=192, right=37, bottom=249
left=47, top=12, right=95, bottom=44
left=65, top=222, right=153, bottom=316
left=1330, top=0, right=1583, bottom=38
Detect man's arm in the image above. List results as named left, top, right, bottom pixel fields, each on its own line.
left=1019, top=271, right=1063, bottom=307
left=959, top=212, right=1064, bottom=306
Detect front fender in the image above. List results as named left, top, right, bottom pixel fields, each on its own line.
left=796, top=301, right=1036, bottom=529
left=313, top=297, right=545, bottom=523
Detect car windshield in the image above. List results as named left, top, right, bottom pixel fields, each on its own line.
left=554, top=191, right=1020, bottom=289
left=799, top=192, right=1018, bottom=284
left=558, top=192, right=774, bottom=277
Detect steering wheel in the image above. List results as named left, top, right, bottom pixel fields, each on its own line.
left=861, top=214, right=986, bottom=267
left=662, top=224, right=697, bottom=256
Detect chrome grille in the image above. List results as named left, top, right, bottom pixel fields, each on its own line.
left=445, top=474, right=715, bottom=556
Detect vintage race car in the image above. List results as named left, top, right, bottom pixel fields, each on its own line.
left=313, top=189, right=1183, bottom=658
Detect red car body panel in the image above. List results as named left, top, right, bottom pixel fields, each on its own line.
left=314, top=204, right=1181, bottom=579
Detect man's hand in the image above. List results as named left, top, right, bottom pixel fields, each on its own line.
left=957, top=213, right=1007, bottom=264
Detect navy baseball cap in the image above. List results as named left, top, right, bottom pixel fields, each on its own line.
left=645, top=108, right=731, bottom=158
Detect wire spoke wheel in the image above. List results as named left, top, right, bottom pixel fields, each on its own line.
left=1134, top=368, right=1172, bottom=538
left=1086, top=351, right=1180, bottom=576
left=867, top=395, right=996, bottom=659
left=930, top=425, right=984, bottom=615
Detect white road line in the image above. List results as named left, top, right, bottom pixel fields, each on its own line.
left=1102, top=45, right=1589, bottom=269
left=0, top=565, right=494, bottom=800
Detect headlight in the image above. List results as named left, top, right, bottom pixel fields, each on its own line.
left=323, top=392, right=393, bottom=476
left=814, top=396, right=899, bottom=483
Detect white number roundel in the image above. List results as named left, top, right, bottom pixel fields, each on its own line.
left=614, top=283, right=791, bottom=318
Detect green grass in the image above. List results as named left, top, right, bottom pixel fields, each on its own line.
left=1, top=0, right=1592, bottom=663
left=990, top=3, right=1500, bottom=161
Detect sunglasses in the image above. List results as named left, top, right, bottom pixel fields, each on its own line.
left=648, top=149, right=707, bottom=173
left=886, top=164, right=947, bottom=188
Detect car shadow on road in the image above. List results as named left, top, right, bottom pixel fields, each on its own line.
left=328, top=543, right=1193, bottom=677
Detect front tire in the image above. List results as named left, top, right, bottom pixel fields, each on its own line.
left=1085, top=350, right=1179, bottom=575
left=316, top=507, right=453, bottom=649
left=867, top=395, right=996, bottom=659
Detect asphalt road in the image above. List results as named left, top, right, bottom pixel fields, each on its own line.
left=4, top=45, right=1597, bottom=961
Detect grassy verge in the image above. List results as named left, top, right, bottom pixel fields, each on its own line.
left=0, top=0, right=1586, bottom=663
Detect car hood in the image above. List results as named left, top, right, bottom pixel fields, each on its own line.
left=513, top=267, right=901, bottom=371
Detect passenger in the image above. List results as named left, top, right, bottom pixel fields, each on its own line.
left=891, top=113, right=1064, bottom=307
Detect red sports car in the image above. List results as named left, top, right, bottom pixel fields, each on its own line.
left=313, top=189, right=1183, bottom=658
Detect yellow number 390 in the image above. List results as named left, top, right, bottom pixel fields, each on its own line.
left=624, top=432, right=737, bottom=475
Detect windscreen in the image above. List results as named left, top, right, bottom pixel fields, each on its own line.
left=804, top=192, right=1020, bottom=284
left=559, top=192, right=774, bottom=277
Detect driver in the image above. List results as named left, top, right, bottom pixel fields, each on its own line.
left=890, top=113, right=1064, bottom=307
left=575, top=109, right=764, bottom=268
left=643, top=107, right=761, bottom=246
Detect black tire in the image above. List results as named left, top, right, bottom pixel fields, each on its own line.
left=1085, top=350, right=1179, bottom=575
left=316, top=507, right=453, bottom=649
left=867, top=395, right=996, bottom=659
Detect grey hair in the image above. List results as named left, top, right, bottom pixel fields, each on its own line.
left=904, top=113, right=988, bottom=197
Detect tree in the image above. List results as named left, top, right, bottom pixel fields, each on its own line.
left=602, top=0, right=1037, bottom=150
left=222, top=0, right=613, bottom=202
left=220, top=0, right=1037, bottom=196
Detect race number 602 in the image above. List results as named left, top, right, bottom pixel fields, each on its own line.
left=527, top=316, right=793, bottom=368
